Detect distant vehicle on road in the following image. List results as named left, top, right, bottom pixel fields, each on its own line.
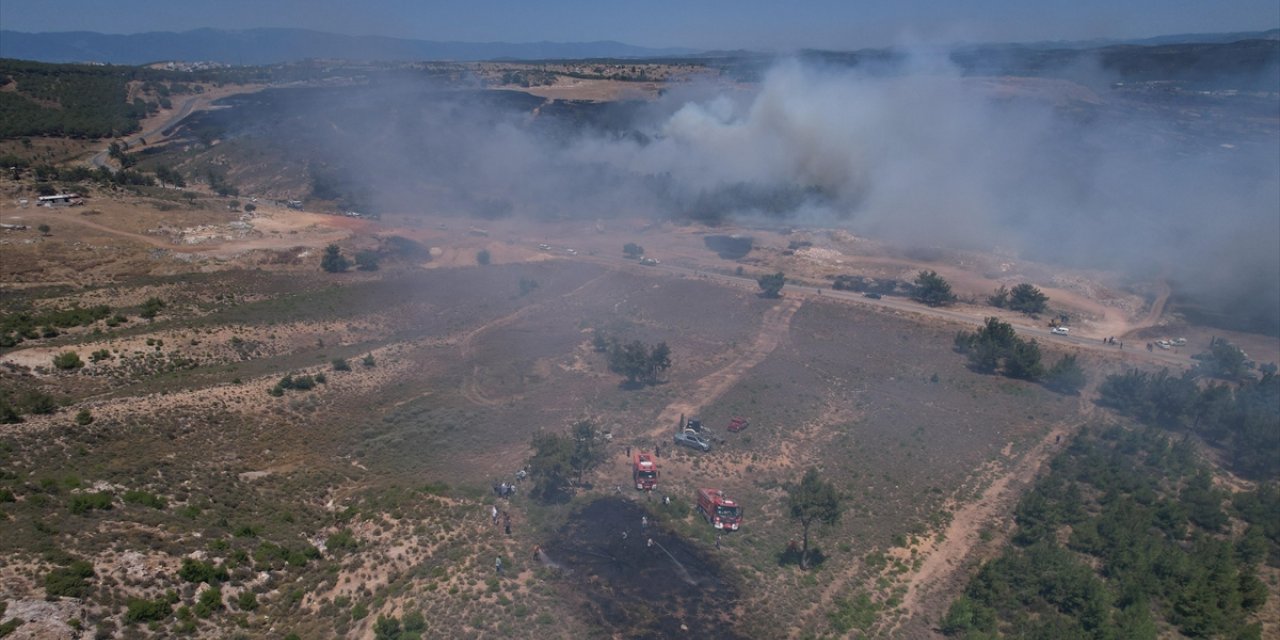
left=1051, top=327, right=1070, bottom=335
left=639, top=257, right=659, bottom=266
left=863, top=292, right=882, bottom=299
left=726, top=417, right=749, bottom=433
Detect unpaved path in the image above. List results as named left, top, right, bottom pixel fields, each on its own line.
left=881, top=394, right=1096, bottom=638
left=645, top=297, right=803, bottom=438
left=1122, top=278, right=1171, bottom=339
left=887, top=424, right=1070, bottom=636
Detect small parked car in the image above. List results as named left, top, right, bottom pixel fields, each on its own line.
left=674, top=429, right=712, bottom=452
left=1051, top=327, right=1070, bottom=335
left=727, top=417, right=749, bottom=433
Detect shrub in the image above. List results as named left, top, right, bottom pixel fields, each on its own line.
left=124, top=597, right=171, bottom=623
left=326, top=530, right=358, bottom=551
left=45, top=560, right=94, bottom=598
left=52, top=351, right=84, bottom=370
left=139, top=297, right=165, bottom=320
left=237, top=591, right=258, bottom=611
left=193, top=587, right=223, bottom=618
left=355, top=250, right=380, bottom=271
left=25, top=391, right=57, bottom=414
left=332, top=358, right=350, bottom=371
left=178, top=558, right=227, bottom=584
left=123, top=490, right=166, bottom=509
left=68, top=492, right=113, bottom=514
left=74, top=409, right=94, bottom=426
left=476, top=249, right=491, bottom=265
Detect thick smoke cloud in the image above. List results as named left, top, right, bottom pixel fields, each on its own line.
left=318, top=53, right=1279, bottom=331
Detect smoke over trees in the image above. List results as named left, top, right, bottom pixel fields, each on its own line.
left=181, top=48, right=1278, bottom=332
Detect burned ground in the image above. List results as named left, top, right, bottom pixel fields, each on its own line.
left=541, top=497, right=744, bottom=639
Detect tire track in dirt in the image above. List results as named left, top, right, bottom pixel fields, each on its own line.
left=646, top=297, right=803, bottom=438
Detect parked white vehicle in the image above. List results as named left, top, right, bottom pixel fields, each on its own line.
left=1051, top=327, right=1070, bottom=335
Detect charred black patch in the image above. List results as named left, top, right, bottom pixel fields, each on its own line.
left=540, top=497, right=744, bottom=639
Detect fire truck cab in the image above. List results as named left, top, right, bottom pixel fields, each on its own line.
left=696, top=488, right=743, bottom=531
left=632, top=452, right=659, bottom=491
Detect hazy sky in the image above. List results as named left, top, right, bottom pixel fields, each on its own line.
left=2, top=0, right=1277, bottom=49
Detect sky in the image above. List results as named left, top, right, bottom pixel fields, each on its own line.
left=2, top=0, right=1277, bottom=50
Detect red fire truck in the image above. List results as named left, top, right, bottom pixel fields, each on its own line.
left=696, top=488, right=743, bottom=531
left=632, top=452, right=659, bottom=491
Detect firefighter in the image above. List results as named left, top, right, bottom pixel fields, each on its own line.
left=641, top=515, right=648, bottom=531
left=495, top=557, right=503, bottom=574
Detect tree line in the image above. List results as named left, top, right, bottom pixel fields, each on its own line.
left=953, top=317, right=1086, bottom=393
left=1098, top=368, right=1279, bottom=479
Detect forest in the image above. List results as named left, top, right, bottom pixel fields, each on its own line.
left=944, top=425, right=1276, bottom=639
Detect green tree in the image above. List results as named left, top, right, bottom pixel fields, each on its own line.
left=955, top=318, right=1041, bottom=380
left=1202, top=339, right=1247, bottom=380
left=623, top=242, right=644, bottom=259
left=912, top=270, right=956, bottom=306
left=1004, top=338, right=1044, bottom=380
left=788, top=468, right=842, bottom=570
left=988, top=285, right=1009, bottom=308
left=1008, top=283, right=1049, bottom=314
left=569, top=419, right=606, bottom=487
left=646, top=342, right=671, bottom=384
left=1044, top=354, right=1087, bottom=394
left=320, top=244, right=350, bottom=273
left=527, top=431, right=574, bottom=501
left=476, top=249, right=491, bottom=265
left=757, top=272, right=786, bottom=298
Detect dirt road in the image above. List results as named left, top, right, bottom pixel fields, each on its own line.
left=586, top=254, right=1194, bottom=371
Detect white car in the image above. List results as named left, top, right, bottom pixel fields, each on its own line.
left=1051, top=327, right=1070, bottom=335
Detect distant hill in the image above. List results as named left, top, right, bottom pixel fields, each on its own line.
left=0, top=28, right=700, bottom=65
